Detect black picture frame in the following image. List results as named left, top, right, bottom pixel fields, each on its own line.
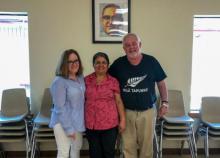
left=92, top=0, right=130, bottom=43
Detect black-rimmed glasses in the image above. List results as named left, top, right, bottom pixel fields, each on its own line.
left=67, top=59, right=79, bottom=65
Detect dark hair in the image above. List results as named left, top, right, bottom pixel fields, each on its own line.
left=55, top=49, right=83, bottom=78
left=93, top=52, right=110, bottom=66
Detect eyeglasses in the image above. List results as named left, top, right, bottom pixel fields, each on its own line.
left=67, top=59, right=79, bottom=65
left=102, top=14, right=122, bottom=21
left=102, top=15, right=113, bottom=20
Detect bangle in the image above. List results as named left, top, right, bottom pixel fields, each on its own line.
left=162, top=100, right=169, bottom=104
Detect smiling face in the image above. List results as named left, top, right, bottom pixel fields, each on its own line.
left=93, top=56, right=109, bottom=75
left=67, top=53, right=79, bottom=76
left=123, top=35, right=142, bottom=60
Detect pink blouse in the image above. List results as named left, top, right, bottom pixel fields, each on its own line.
left=85, top=73, right=120, bottom=130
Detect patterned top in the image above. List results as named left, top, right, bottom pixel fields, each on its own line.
left=49, top=75, right=85, bottom=135
left=85, top=72, right=120, bottom=130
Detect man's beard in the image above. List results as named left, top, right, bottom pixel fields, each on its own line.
left=128, top=51, right=140, bottom=59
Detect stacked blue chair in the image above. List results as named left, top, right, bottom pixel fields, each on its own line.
left=200, top=97, right=220, bottom=158
left=159, top=90, right=197, bottom=158
left=30, top=88, right=55, bottom=158
left=0, top=88, right=30, bottom=158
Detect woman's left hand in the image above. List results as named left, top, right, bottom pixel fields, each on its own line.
left=68, top=133, right=76, bottom=140
left=118, top=119, right=126, bottom=133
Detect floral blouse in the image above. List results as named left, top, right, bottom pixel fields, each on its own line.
left=85, top=72, right=120, bottom=130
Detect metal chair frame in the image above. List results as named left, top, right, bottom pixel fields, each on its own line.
left=200, top=97, right=220, bottom=158
left=158, top=90, right=197, bottom=158
left=30, top=88, right=54, bottom=158
left=0, top=88, right=30, bottom=158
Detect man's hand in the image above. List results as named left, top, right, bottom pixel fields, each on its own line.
left=158, top=103, right=169, bottom=118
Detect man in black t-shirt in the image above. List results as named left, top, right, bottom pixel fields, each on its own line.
left=109, top=33, right=169, bottom=158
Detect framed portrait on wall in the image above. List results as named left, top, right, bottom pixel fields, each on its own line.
left=92, top=0, right=130, bottom=43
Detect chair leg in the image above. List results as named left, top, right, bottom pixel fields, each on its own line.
left=180, top=140, right=185, bottom=155
left=24, top=119, right=30, bottom=158
left=191, top=137, right=197, bottom=158
left=31, top=135, right=36, bottom=158
left=204, top=133, right=207, bottom=158
left=0, top=151, right=6, bottom=158
left=36, top=142, right=41, bottom=158
left=191, top=126, right=197, bottom=158
left=30, top=124, right=36, bottom=152
left=3, top=152, right=6, bottom=158
left=2, top=152, right=6, bottom=158
left=153, top=131, right=159, bottom=158
left=24, top=119, right=30, bottom=150
left=188, top=139, right=195, bottom=158
left=159, top=121, right=164, bottom=158
left=205, top=127, right=209, bottom=158
left=33, top=142, right=37, bottom=158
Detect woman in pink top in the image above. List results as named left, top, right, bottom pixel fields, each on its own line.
left=85, top=52, right=126, bottom=158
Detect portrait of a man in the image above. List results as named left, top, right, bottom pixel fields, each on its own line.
left=100, top=3, right=125, bottom=37
left=92, top=0, right=130, bottom=43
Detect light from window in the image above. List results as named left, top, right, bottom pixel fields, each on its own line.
left=0, top=12, right=30, bottom=109
left=191, top=15, right=220, bottom=110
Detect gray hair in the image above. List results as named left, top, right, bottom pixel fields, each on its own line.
left=122, top=33, right=141, bottom=44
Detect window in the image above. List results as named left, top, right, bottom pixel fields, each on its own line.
left=0, top=12, right=30, bottom=108
left=190, top=15, right=220, bottom=110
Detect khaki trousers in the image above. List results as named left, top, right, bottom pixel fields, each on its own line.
left=122, top=107, right=156, bottom=158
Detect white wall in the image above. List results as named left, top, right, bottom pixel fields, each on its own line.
left=1, top=0, right=220, bottom=113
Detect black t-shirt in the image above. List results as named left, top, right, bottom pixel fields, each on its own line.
left=109, top=53, right=167, bottom=110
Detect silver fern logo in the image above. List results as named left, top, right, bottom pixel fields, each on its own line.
left=125, top=75, right=147, bottom=87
